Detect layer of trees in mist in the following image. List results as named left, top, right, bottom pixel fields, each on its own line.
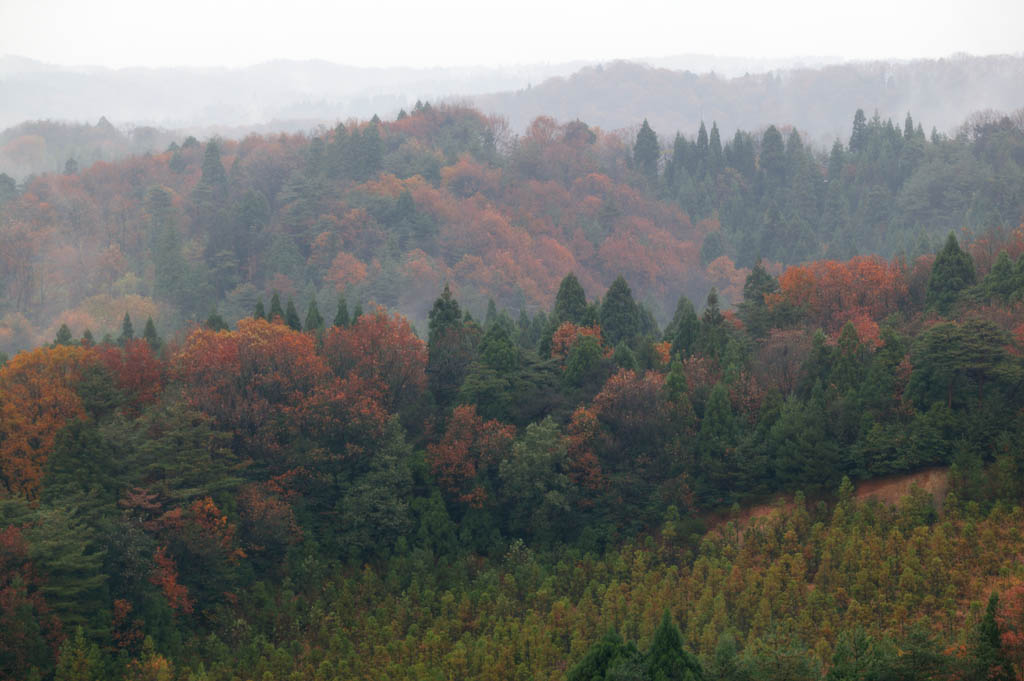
left=2, top=102, right=1024, bottom=355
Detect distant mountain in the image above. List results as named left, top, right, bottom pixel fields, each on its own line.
left=472, top=55, right=1024, bottom=144
left=0, top=55, right=593, bottom=130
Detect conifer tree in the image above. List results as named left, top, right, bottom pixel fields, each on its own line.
left=646, top=610, right=705, bottom=681
left=268, top=293, right=285, bottom=322
left=927, top=232, right=976, bottom=314
left=284, top=300, right=302, bottom=330
left=253, top=298, right=266, bottom=320
left=205, top=310, right=229, bottom=331
left=54, top=324, right=73, bottom=347
left=143, top=317, right=161, bottom=351
left=304, top=299, right=324, bottom=332
left=333, top=295, right=350, bottom=327
left=634, top=119, right=660, bottom=180
left=554, top=273, right=589, bottom=325
left=600, top=276, right=640, bottom=347
left=118, top=313, right=134, bottom=345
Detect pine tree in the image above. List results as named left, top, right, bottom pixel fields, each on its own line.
left=970, top=593, right=1015, bottom=681
left=600, top=276, right=640, bottom=347
left=333, top=295, right=350, bottom=327
left=926, top=232, right=975, bottom=314
left=634, top=119, right=660, bottom=180
left=738, top=260, right=779, bottom=338
left=253, top=298, right=266, bottom=320
left=666, top=295, right=700, bottom=359
left=268, top=293, right=285, bottom=322
left=304, top=299, right=324, bottom=332
left=54, top=324, right=73, bottom=346
left=81, top=329, right=94, bottom=347
left=204, top=310, right=229, bottom=331
left=645, top=610, right=705, bottom=681
left=554, top=273, right=589, bottom=325
left=850, top=109, right=868, bottom=153
left=143, top=317, right=161, bottom=351
left=284, top=300, right=302, bottom=330
left=118, top=313, right=134, bottom=345
left=54, top=626, right=102, bottom=681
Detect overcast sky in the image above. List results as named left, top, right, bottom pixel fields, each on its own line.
left=1, top=0, right=1022, bottom=69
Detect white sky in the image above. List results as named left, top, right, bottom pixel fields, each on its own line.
left=1, top=0, right=1022, bottom=69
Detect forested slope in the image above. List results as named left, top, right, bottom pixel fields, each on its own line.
left=3, top=100, right=1024, bottom=680
left=2, top=102, right=1024, bottom=354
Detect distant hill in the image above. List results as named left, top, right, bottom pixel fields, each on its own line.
left=473, top=55, right=1024, bottom=143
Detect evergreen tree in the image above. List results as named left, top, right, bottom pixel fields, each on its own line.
left=738, top=260, right=779, bottom=338
left=926, top=233, right=976, bottom=314
left=708, top=122, right=723, bottom=174
left=268, top=293, right=285, bottom=322
left=634, top=119, right=660, bottom=180
left=600, top=276, right=640, bottom=347
left=968, top=593, right=1015, bottom=681
left=351, top=302, right=363, bottom=324
left=304, top=299, right=324, bottom=332
left=333, top=295, right=350, bottom=327
left=53, top=626, right=102, bottom=681
left=645, top=611, right=704, bottom=681
left=253, top=298, right=266, bottom=320
left=81, top=329, right=94, bottom=346
left=54, top=324, right=73, bottom=347
left=205, top=310, right=229, bottom=331
left=142, top=317, right=161, bottom=351
left=284, top=300, right=302, bottom=330
left=118, top=313, right=134, bottom=345
left=554, top=273, right=589, bottom=325
left=849, top=109, right=868, bottom=153
left=666, top=295, right=700, bottom=359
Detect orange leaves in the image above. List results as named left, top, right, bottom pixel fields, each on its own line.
left=96, top=339, right=164, bottom=412
left=175, top=318, right=330, bottom=464
left=325, top=251, right=368, bottom=293
left=426, top=405, right=515, bottom=508
left=150, top=546, right=193, bottom=614
left=776, top=255, right=908, bottom=331
left=322, top=305, right=427, bottom=412
left=0, top=345, right=96, bottom=497
left=551, top=322, right=604, bottom=362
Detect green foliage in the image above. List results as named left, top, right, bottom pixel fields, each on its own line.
left=926, top=233, right=976, bottom=313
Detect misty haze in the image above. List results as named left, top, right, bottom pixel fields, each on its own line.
left=1, top=2, right=1024, bottom=680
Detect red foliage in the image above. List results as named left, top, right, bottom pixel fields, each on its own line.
left=774, top=255, right=908, bottom=331
left=550, top=322, right=604, bottom=361
left=426, top=405, right=515, bottom=508
left=96, top=339, right=164, bottom=412
left=150, top=546, right=193, bottom=614
left=322, top=305, right=427, bottom=412
left=0, top=345, right=96, bottom=497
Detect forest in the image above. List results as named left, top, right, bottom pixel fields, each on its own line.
left=2, top=101, right=1024, bottom=680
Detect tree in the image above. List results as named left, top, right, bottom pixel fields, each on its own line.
left=567, top=629, right=643, bottom=681
left=969, top=594, right=1016, bottom=681
left=284, top=300, right=302, bottom=331
left=119, top=313, right=134, bottom=345
left=323, top=305, right=428, bottom=412
left=738, top=260, right=779, bottom=339
left=204, top=311, right=228, bottom=331
left=142, top=317, right=161, bottom=352
left=268, top=293, right=285, bottom=323
left=927, top=232, right=976, bottom=313
left=303, top=299, right=324, bottom=332
left=600, top=276, right=640, bottom=347
left=53, top=626, right=102, bottom=681
left=646, top=611, right=704, bottom=681
left=634, top=119, right=660, bottom=180
left=666, top=296, right=700, bottom=359
left=54, top=324, right=73, bottom=347
left=253, top=299, right=266, bottom=320
left=554, top=273, right=589, bottom=325
left=333, top=295, right=350, bottom=328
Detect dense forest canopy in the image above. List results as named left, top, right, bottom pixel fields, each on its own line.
left=3, top=93, right=1024, bottom=680
left=2, top=101, right=1024, bottom=355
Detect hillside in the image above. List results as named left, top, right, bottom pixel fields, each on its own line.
left=3, top=103, right=1024, bottom=354
left=474, top=55, right=1024, bottom=143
